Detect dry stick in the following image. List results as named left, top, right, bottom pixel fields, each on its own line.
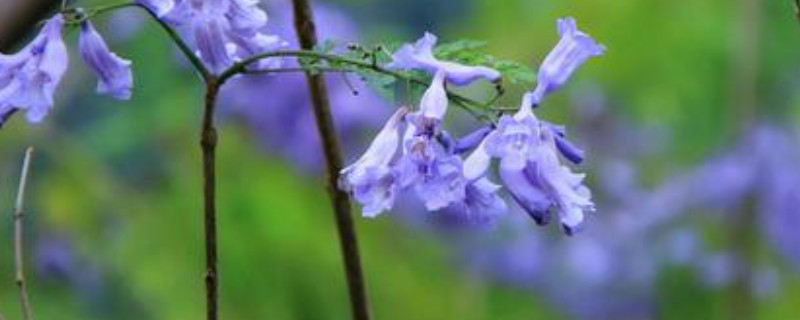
left=202, top=79, right=221, bottom=320
left=290, top=1, right=371, bottom=320
left=13, top=147, right=35, bottom=320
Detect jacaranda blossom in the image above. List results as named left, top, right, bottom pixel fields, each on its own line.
left=485, top=93, right=594, bottom=233
left=397, top=71, right=467, bottom=210
left=135, top=0, right=174, bottom=17
left=79, top=21, right=134, bottom=100
left=530, top=17, right=605, bottom=105
left=0, top=14, right=67, bottom=124
left=339, top=108, right=408, bottom=217
left=387, top=32, right=501, bottom=86
left=157, top=0, right=287, bottom=73
left=450, top=139, right=507, bottom=224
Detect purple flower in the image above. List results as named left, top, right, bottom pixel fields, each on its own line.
left=0, top=14, right=67, bottom=124
left=447, top=140, right=507, bottom=224
left=545, top=123, right=585, bottom=164
left=396, top=71, right=467, bottom=210
left=387, top=32, right=501, bottom=86
left=485, top=93, right=594, bottom=233
left=136, top=0, right=175, bottom=17
left=530, top=17, right=604, bottom=105
left=339, top=108, right=408, bottom=217
left=454, top=125, right=493, bottom=154
left=158, top=0, right=287, bottom=73
left=79, top=21, right=134, bottom=100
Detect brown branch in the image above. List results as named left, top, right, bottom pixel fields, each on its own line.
left=201, top=79, right=221, bottom=320
left=290, top=1, right=372, bottom=320
left=13, top=147, right=36, bottom=320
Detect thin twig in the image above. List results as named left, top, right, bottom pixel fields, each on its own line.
left=201, top=79, right=221, bottom=320
left=218, top=50, right=501, bottom=122
left=290, top=1, right=372, bottom=319
left=13, top=147, right=36, bottom=320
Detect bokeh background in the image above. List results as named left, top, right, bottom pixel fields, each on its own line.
left=1, top=0, right=800, bottom=319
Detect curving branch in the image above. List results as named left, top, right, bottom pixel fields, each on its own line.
left=218, top=49, right=502, bottom=123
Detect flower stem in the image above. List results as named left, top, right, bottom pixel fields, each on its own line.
left=218, top=50, right=500, bottom=123
left=290, top=1, right=372, bottom=319
left=202, top=79, right=221, bottom=320
left=13, top=147, right=35, bottom=320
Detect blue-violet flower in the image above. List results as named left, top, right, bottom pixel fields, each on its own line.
left=79, top=21, right=134, bottom=100
left=339, top=108, right=408, bottom=217
left=485, top=93, right=594, bottom=233
left=0, top=15, right=67, bottom=124
left=530, top=17, right=605, bottom=105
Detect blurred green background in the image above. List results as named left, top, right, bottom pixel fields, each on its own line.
left=1, top=0, right=800, bottom=319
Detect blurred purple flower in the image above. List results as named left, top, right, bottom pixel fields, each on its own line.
left=79, top=21, right=134, bottom=100
left=387, top=32, right=501, bottom=86
left=0, top=14, right=67, bottom=124
left=530, top=17, right=604, bottom=105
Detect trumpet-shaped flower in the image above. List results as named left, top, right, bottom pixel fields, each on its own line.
left=531, top=17, right=605, bottom=105
left=396, top=70, right=467, bottom=210
left=485, top=93, right=594, bottom=233
left=157, top=0, right=287, bottom=73
left=452, top=139, right=507, bottom=223
left=339, top=108, right=408, bottom=217
left=0, top=15, right=67, bottom=124
left=387, top=32, right=501, bottom=86
left=79, top=21, right=134, bottom=100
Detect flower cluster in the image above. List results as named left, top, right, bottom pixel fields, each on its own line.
left=138, top=0, right=287, bottom=73
left=0, top=15, right=133, bottom=126
left=340, top=17, right=604, bottom=233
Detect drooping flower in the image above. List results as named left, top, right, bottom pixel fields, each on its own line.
left=530, top=17, right=605, bottom=105
left=396, top=70, right=467, bottom=210
left=339, top=108, right=408, bottom=217
left=485, top=93, right=594, bottom=233
left=0, top=14, right=68, bottom=124
left=387, top=32, right=501, bottom=86
left=448, top=139, right=507, bottom=224
left=156, top=0, right=287, bottom=73
left=79, top=21, right=134, bottom=100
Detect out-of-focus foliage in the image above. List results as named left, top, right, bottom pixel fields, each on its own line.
left=0, top=0, right=799, bottom=320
